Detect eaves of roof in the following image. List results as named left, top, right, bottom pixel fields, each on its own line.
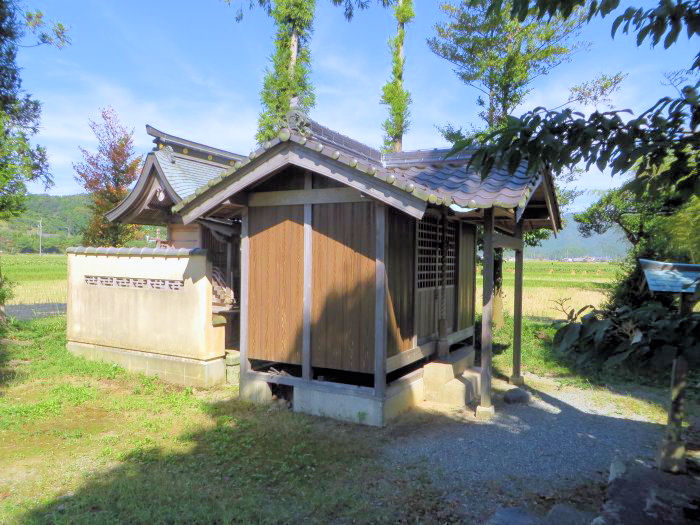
left=172, top=127, right=546, bottom=218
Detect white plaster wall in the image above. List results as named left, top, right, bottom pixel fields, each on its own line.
left=67, top=253, right=223, bottom=361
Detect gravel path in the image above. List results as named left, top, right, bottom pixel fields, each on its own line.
left=383, top=376, right=666, bottom=522
left=6, top=303, right=66, bottom=321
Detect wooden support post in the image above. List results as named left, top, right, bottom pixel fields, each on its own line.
left=437, top=212, right=449, bottom=358
left=477, top=207, right=495, bottom=419
left=302, top=173, right=312, bottom=380
left=510, top=222, right=524, bottom=387
left=239, top=208, right=250, bottom=378
left=374, top=204, right=387, bottom=399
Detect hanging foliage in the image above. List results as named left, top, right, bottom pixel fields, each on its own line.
left=380, top=0, right=414, bottom=153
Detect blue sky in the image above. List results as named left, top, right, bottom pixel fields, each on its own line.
left=21, top=1, right=695, bottom=211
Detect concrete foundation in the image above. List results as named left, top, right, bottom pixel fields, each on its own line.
left=67, top=341, right=225, bottom=388
left=239, top=369, right=426, bottom=426
left=293, top=386, right=384, bottom=426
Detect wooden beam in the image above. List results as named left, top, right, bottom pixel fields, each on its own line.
left=302, top=174, right=312, bottom=381
left=492, top=231, right=524, bottom=251
left=289, top=145, right=427, bottom=219
left=180, top=149, right=290, bottom=224
left=478, top=207, right=495, bottom=415
left=374, top=204, right=388, bottom=399
left=511, top=222, right=524, bottom=386
left=541, top=170, right=559, bottom=235
left=447, top=325, right=474, bottom=346
left=239, top=208, right=250, bottom=379
left=412, top=217, right=419, bottom=348
left=249, top=187, right=365, bottom=207
left=385, top=341, right=435, bottom=374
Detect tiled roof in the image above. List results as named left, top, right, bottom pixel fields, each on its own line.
left=172, top=123, right=546, bottom=214
left=154, top=149, right=229, bottom=200
left=67, top=246, right=206, bottom=257
left=639, top=258, right=700, bottom=294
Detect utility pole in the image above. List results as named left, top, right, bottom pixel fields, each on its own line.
left=38, top=218, right=42, bottom=255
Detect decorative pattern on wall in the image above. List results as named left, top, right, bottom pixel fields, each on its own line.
left=84, top=275, right=185, bottom=291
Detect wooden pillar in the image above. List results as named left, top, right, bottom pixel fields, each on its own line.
left=437, top=212, right=449, bottom=358
left=239, top=208, right=250, bottom=378
left=302, top=173, right=312, bottom=380
left=374, top=204, right=387, bottom=399
left=510, top=222, right=525, bottom=387
left=477, top=207, right=495, bottom=419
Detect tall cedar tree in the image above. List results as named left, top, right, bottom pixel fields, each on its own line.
left=226, top=0, right=390, bottom=142
left=74, top=108, right=141, bottom=247
left=380, top=0, right=414, bottom=152
left=0, top=2, right=68, bottom=219
left=429, top=0, right=586, bottom=328
left=257, top=0, right=316, bottom=142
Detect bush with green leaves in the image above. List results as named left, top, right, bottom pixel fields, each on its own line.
left=553, top=302, right=700, bottom=373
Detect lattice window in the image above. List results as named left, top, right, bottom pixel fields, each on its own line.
left=84, top=276, right=184, bottom=291
left=417, top=216, right=456, bottom=289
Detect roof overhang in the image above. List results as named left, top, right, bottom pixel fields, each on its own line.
left=175, top=140, right=428, bottom=224
left=106, top=153, right=181, bottom=225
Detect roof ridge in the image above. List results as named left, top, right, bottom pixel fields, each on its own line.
left=146, top=125, right=245, bottom=163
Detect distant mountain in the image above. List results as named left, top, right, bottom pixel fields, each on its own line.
left=525, top=213, right=631, bottom=260
left=0, top=194, right=155, bottom=253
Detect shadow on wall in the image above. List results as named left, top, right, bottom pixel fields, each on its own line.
left=19, top=384, right=665, bottom=523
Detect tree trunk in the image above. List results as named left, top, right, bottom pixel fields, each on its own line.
left=493, top=247, right=504, bottom=330
left=288, top=28, right=299, bottom=75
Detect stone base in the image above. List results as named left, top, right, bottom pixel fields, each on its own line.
left=67, top=341, right=225, bottom=388
left=294, top=385, right=384, bottom=426
left=240, top=370, right=426, bottom=427
left=475, top=404, right=496, bottom=420
left=509, top=375, right=525, bottom=386
left=239, top=376, right=273, bottom=404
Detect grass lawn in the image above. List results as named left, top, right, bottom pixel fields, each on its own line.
left=0, top=316, right=459, bottom=524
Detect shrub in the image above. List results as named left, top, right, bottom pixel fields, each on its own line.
left=554, top=302, right=700, bottom=373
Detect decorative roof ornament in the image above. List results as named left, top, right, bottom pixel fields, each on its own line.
left=285, top=96, right=311, bottom=137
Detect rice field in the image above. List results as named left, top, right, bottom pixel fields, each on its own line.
left=1, top=254, right=67, bottom=305
left=0, top=254, right=618, bottom=318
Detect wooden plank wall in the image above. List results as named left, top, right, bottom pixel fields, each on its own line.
left=386, top=209, right=415, bottom=357
left=311, top=202, right=376, bottom=373
left=248, top=205, right=304, bottom=364
left=457, top=224, right=476, bottom=330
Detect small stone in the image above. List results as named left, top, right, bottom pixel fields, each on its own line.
left=504, top=387, right=531, bottom=404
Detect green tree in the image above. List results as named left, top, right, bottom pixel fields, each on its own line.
left=658, top=196, right=700, bottom=263
left=74, top=108, right=141, bottom=247
left=429, top=0, right=590, bottom=327
left=380, top=0, right=414, bottom=152
left=257, top=0, right=316, bottom=142
left=0, top=1, right=68, bottom=219
left=226, top=0, right=391, bottom=142
left=459, top=0, right=699, bottom=208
